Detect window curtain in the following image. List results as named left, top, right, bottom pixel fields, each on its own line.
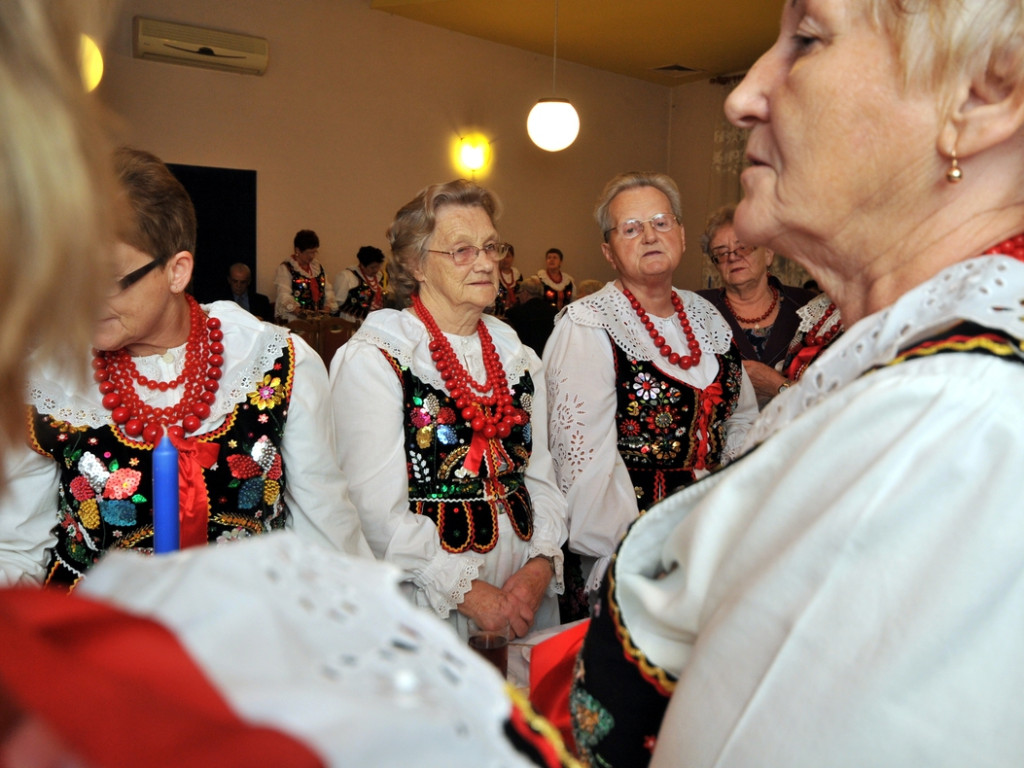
left=702, top=79, right=811, bottom=291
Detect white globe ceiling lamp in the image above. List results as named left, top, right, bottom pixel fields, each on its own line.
left=528, top=0, right=579, bottom=152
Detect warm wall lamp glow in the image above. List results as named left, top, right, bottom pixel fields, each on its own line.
left=527, top=0, right=579, bottom=152
left=453, top=133, right=492, bottom=176
left=79, top=34, right=104, bottom=92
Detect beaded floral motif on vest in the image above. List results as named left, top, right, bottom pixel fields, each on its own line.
left=570, top=561, right=675, bottom=766
left=612, top=340, right=743, bottom=512
left=384, top=351, right=535, bottom=554
left=285, top=261, right=327, bottom=311
left=30, top=343, right=296, bottom=592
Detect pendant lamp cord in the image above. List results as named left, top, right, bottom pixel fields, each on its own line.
left=551, top=0, right=559, bottom=94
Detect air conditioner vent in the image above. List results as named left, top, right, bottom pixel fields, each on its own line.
left=133, top=17, right=268, bottom=75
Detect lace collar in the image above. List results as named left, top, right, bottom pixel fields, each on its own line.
left=560, top=282, right=735, bottom=361
left=351, top=308, right=533, bottom=391
left=27, top=301, right=291, bottom=430
left=537, top=270, right=573, bottom=290
left=749, top=255, right=1024, bottom=448
left=795, top=292, right=842, bottom=335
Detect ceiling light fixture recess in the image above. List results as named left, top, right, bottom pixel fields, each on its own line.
left=527, top=0, right=579, bottom=152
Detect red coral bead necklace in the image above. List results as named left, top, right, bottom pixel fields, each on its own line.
left=411, top=294, right=523, bottom=439
left=621, top=286, right=702, bottom=369
left=723, top=285, right=779, bottom=327
left=93, top=294, right=224, bottom=443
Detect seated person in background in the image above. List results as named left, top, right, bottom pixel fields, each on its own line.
left=333, top=245, right=386, bottom=323
left=505, top=276, right=558, bottom=357
left=570, top=1, right=1024, bottom=765
left=330, top=179, right=567, bottom=642
left=544, top=172, right=758, bottom=619
left=0, top=147, right=369, bottom=589
left=275, top=229, right=339, bottom=321
left=222, top=262, right=273, bottom=320
left=698, top=204, right=816, bottom=406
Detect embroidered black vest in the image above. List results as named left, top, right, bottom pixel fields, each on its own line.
left=541, top=281, right=573, bottom=311
left=383, top=350, right=535, bottom=554
left=30, top=342, right=296, bottom=591
left=337, top=268, right=376, bottom=320
left=880, top=320, right=1024, bottom=370
left=284, top=261, right=328, bottom=312
left=611, top=337, right=744, bottom=513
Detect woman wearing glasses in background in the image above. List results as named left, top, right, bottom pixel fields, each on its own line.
left=330, top=179, right=567, bottom=641
left=699, top=205, right=817, bottom=405
left=543, top=172, right=757, bottom=617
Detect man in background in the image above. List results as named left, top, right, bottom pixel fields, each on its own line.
left=224, top=262, right=273, bottom=320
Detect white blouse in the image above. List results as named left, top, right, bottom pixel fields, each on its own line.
left=329, top=308, right=567, bottom=637
left=0, top=301, right=370, bottom=584
left=543, top=282, right=758, bottom=591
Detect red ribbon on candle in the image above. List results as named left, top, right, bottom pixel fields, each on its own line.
left=169, top=433, right=220, bottom=549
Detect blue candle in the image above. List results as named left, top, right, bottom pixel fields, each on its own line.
left=152, top=434, right=179, bottom=554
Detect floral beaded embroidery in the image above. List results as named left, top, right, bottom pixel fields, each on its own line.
left=611, top=341, right=743, bottom=512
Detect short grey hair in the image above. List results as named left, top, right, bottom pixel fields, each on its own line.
left=594, top=172, right=683, bottom=242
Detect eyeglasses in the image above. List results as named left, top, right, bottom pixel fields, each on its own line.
left=426, top=241, right=511, bottom=266
left=604, top=213, right=678, bottom=241
left=709, top=243, right=755, bottom=265
left=113, top=259, right=161, bottom=293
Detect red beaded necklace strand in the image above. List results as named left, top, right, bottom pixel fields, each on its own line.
left=804, top=302, right=840, bottom=346
left=723, top=285, right=779, bottom=327
left=982, top=232, right=1024, bottom=262
left=93, top=294, right=224, bottom=443
left=412, top=294, right=523, bottom=440
left=621, top=287, right=702, bottom=369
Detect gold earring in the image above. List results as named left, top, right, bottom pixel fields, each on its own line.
left=946, top=149, right=963, bottom=183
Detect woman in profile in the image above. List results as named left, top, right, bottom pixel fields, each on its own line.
left=570, top=1, right=1024, bottom=765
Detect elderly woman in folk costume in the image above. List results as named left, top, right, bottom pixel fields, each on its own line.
left=567, top=1, right=1024, bottom=765
left=331, top=179, right=567, bottom=641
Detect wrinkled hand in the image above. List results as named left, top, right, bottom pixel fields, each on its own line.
left=502, top=557, right=555, bottom=636
left=742, top=359, right=788, bottom=407
left=458, top=580, right=534, bottom=637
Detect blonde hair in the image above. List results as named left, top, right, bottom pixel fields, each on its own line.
left=0, top=0, right=115, bottom=458
left=868, top=0, right=1024, bottom=118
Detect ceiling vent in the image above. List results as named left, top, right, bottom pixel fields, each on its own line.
left=652, top=63, right=704, bottom=78
left=133, top=17, right=268, bottom=76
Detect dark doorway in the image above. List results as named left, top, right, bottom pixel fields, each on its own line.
left=167, top=163, right=257, bottom=305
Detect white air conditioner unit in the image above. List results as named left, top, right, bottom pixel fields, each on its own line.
left=133, top=17, right=268, bottom=76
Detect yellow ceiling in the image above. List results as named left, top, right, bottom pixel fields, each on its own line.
left=369, top=0, right=782, bottom=86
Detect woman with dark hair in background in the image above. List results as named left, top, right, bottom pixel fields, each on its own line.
left=334, top=245, right=386, bottom=322
left=275, top=229, right=339, bottom=321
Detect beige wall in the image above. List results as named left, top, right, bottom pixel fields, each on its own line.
left=100, top=0, right=732, bottom=297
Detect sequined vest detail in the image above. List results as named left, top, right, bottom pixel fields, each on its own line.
left=284, top=261, right=327, bottom=312
left=30, top=342, right=296, bottom=591
left=611, top=338, right=743, bottom=513
left=337, top=268, right=376, bottom=320
left=383, top=350, right=535, bottom=554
